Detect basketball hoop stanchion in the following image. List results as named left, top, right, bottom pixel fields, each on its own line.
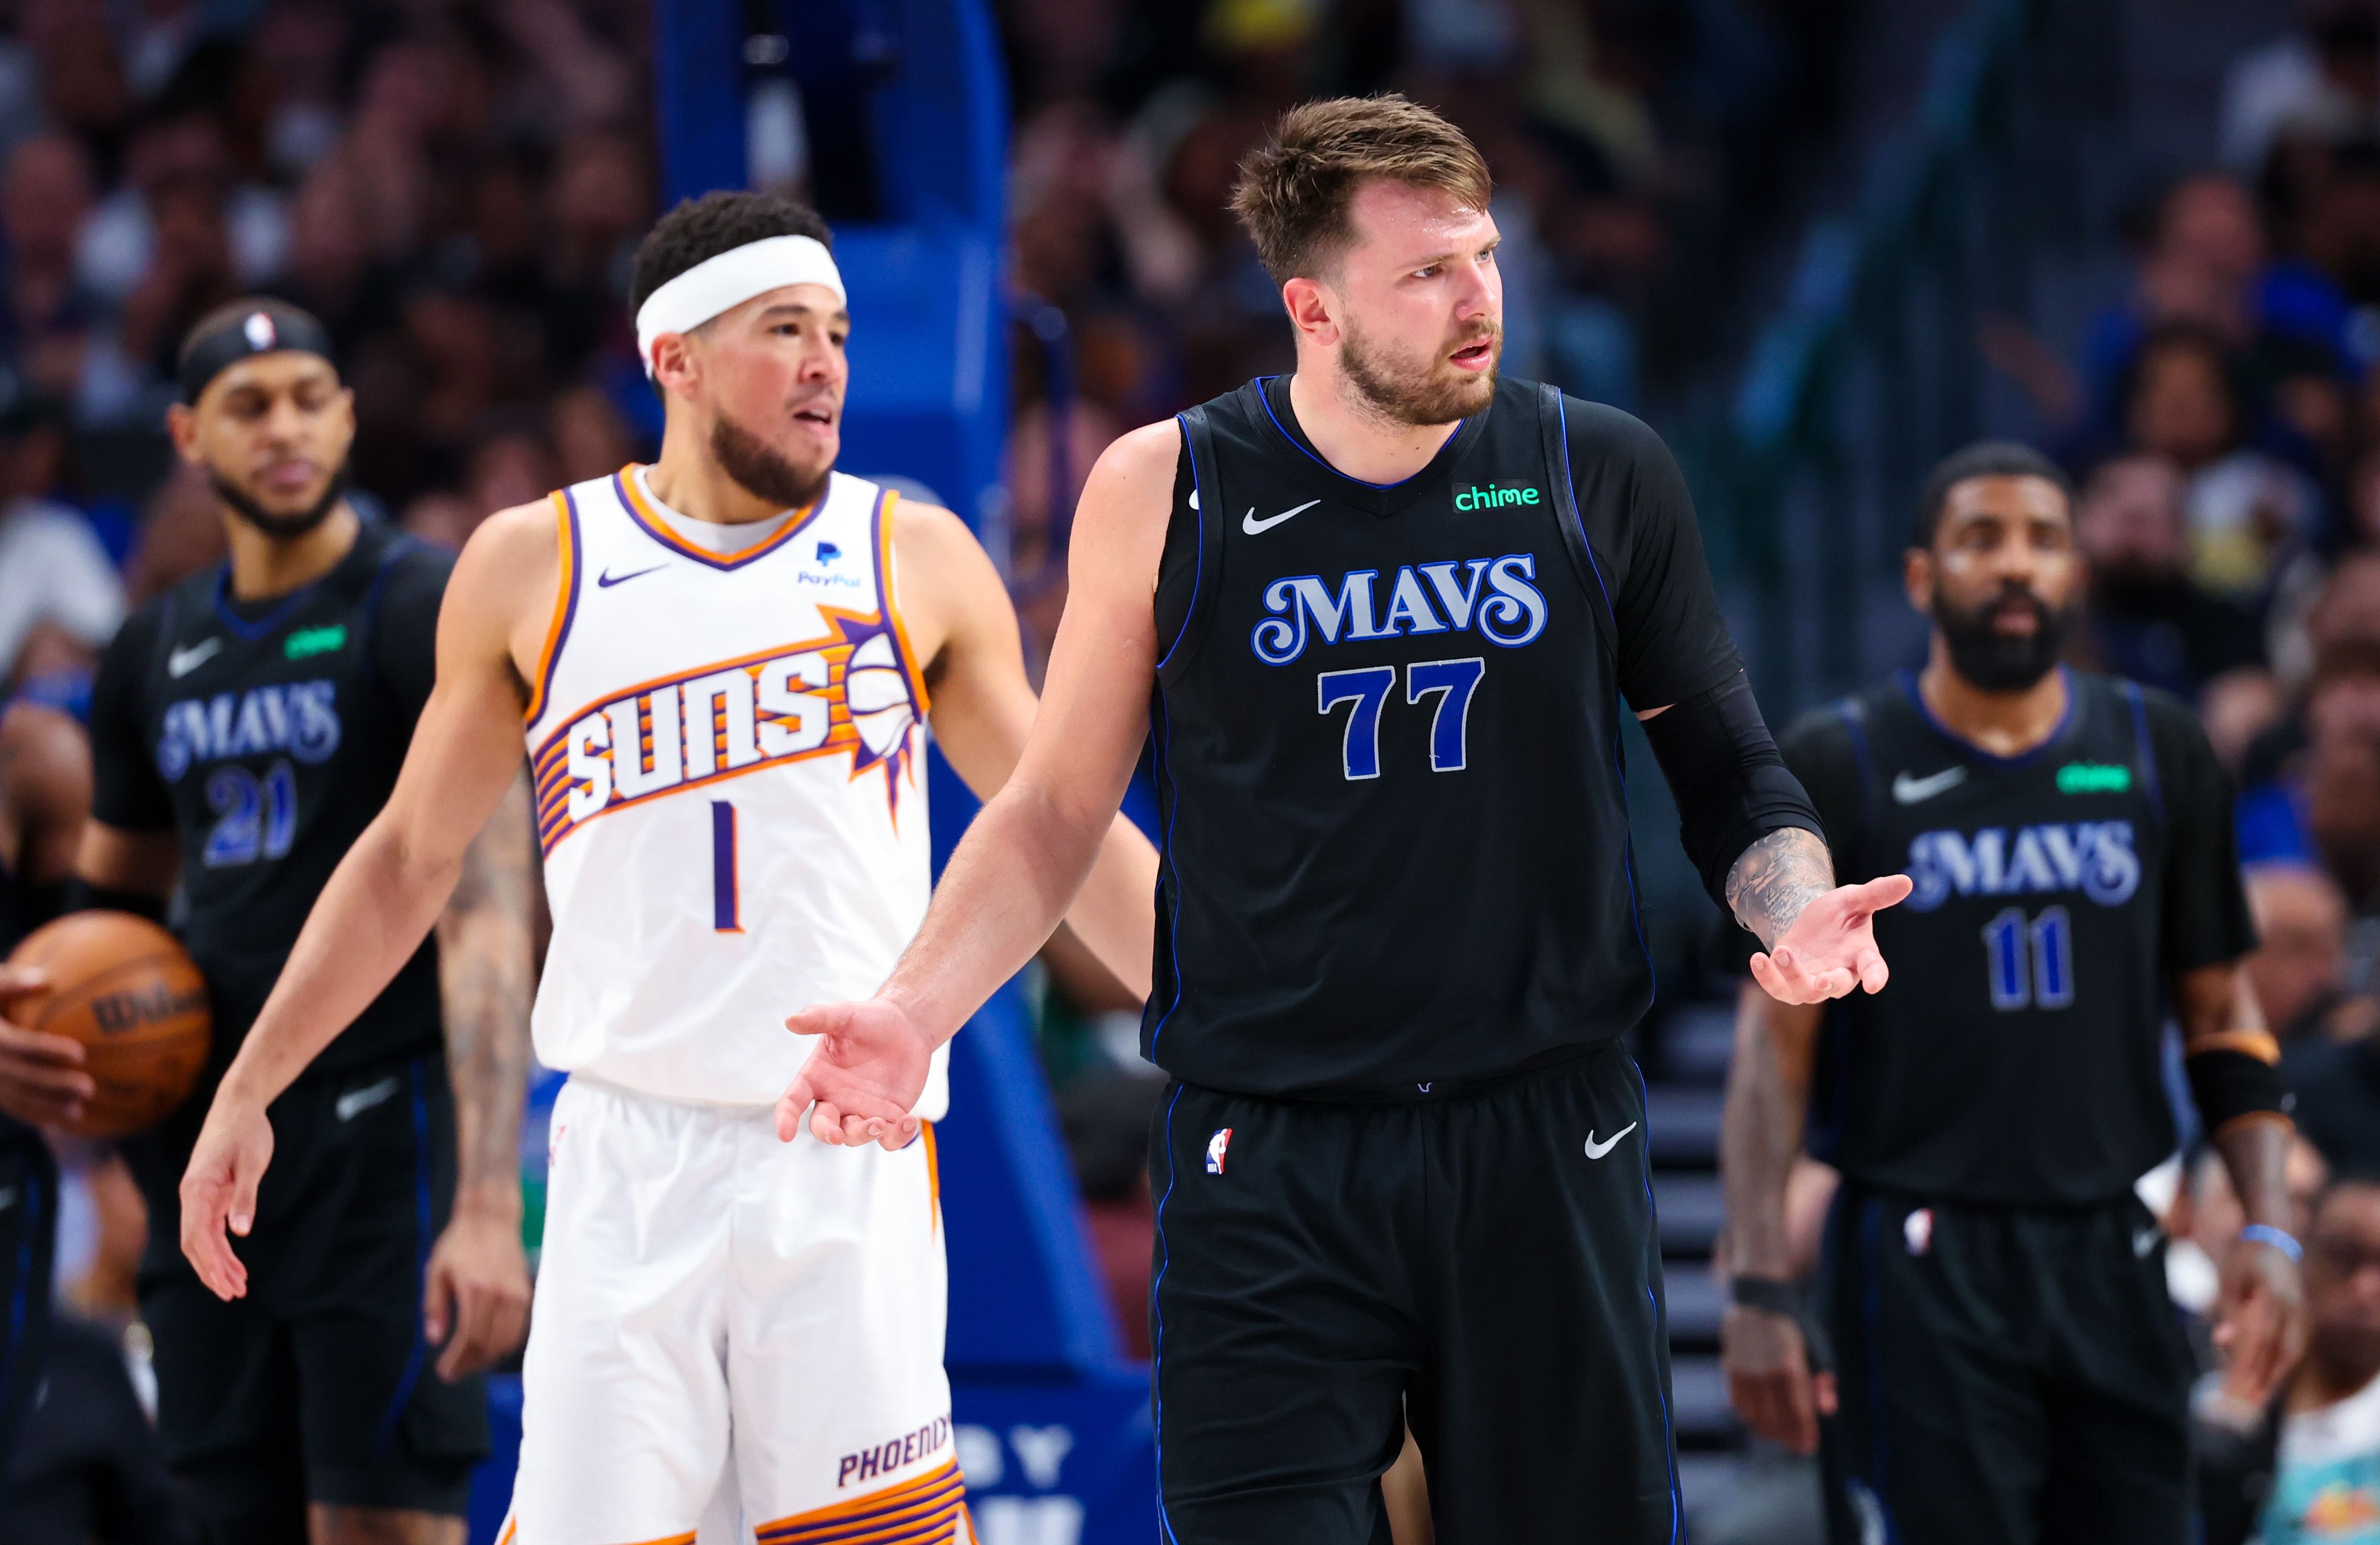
left=460, top=3, right=1158, bottom=1541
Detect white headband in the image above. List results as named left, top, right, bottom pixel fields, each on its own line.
left=635, top=234, right=847, bottom=377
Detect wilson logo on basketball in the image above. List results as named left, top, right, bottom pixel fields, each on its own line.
left=90, top=983, right=210, bottom=1034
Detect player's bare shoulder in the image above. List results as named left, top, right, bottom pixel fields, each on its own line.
left=448, top=498, right=567, bottom=680
left=1075, top=420, right=1181, bottom=594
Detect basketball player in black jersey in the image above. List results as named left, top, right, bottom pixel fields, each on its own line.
left=0, top=301, right=539, bottom=1544
left=1720, top=443, right=2306, bottom=1545
left=777, top=97, right=1909, bottom=1543
left=0, top=700, right=90, bottom=1492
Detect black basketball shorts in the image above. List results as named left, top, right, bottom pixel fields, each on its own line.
left=1148, top=1040, right=1682, bottom=1545
left=1819, top=1185, right=2195, bottom=1545
left=139, top=1053, right=489, bottom=1539
left=0, top=1116, right=57, bottom=1495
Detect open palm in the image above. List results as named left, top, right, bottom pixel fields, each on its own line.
left=1748, top=874, right=1914, bottom=1004
left=777, top=998, right=932, bottom=1150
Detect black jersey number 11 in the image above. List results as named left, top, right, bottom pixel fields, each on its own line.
left=1982, top=905, right=2074, bottom=1012
left=1317, top=658, right=1484, bottom=780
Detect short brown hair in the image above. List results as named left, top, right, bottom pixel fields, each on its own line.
left=1230, top=95, right=1492, bottom=284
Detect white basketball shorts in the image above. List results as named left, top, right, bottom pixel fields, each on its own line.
left=498, top=1075, right=970, bottom=1544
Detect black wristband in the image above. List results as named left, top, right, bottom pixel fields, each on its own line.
left=1728, top=1275, right=1802, bottom=1317
left=1730, top=1274, right=1833, bottom=1372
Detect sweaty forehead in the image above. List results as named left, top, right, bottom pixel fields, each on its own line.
left=1345, top=180, right=1496, bottom=260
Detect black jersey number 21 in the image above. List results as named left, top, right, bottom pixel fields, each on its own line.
left=1317, top=658, right=1484, bottom=780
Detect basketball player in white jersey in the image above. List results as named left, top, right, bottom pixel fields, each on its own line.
left=170, top=192, right=1159, bottom=1544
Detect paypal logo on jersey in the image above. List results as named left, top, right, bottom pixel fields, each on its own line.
left=156, top=681, right=340, bottom=780
left=1251, top=553, right=1548, bottom=665
left=1904, top=821, right=2141, bottom=912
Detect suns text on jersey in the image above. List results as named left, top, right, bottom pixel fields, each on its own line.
left=532, top=608, right=922, bottom=852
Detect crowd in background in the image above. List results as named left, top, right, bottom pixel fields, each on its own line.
left=2, top=0, right=2379, bottom=1536
left=0, top=0, right=655, bottom=723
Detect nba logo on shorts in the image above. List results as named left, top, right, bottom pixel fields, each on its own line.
left=1904, top=1207, right=1934, bottom=1256
left=1205, top=1128, right=1233, bottom=1175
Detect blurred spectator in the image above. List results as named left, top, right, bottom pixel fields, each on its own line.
left=2244, top=862, right=2364, bottom=1042
left=2075, top=453, right=2265, bottom=698
left=2199, top=1175, right=2380, bottom=1545
left=1, top=135, right=102, bottom=411
left=2223, top=1, right=2380, bottom=176
left=2290, top=1030, right=2380, bottom=1178
left=2069, top=176, right=2270, bottom=424
left=2115, top=325, right=2318, bottom=599
left=0, top=392, right=122, bottom=686
left=2204, top=668, right=2288, bottom=776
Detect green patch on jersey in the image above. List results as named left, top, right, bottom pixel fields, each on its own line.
left=284, top=624, right=347, bottom=660
left=2055, top=761, right=2131, bottom=795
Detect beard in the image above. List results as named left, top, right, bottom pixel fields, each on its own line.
left=1340, top=315, right=1501, bottom=427
left=1934, top=581, right=2073, bottom=692
left=211, top=462, right=349, bottom=540
left=711, top=411, right=830, bottom=512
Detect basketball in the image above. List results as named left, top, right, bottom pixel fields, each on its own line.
left=5, top=911, right=211, bottom=1140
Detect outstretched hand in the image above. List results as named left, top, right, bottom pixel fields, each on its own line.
left=1748, top=874, right=1914, bottom=1004
left=777, top=999, right=933, bottom=1151
left=179, top=1095, right=276, bottom=1301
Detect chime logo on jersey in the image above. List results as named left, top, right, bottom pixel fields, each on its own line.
left=531, top=606, right=923, bottom=854
left=1903, top=820, right=2141, bottom=913
left=1205, top=1128, right=1232, bottom=1174
left=1251, top=553, right=1548, bottom=664
left=155, top=680, right=341, bottom=780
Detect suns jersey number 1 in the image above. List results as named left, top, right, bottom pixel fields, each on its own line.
left=522, top=465, right=948, bottom=1112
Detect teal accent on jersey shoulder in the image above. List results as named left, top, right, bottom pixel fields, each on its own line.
left=2055, top=762, right=2131, bottom=795
left=284, top=623, right=347, bottom=660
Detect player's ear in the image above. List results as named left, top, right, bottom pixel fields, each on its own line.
left=164, top=402, right=201, bottom=465
left=1281, top=275, right=1340, bottom=347
left=649, top=332, right=699, bottom=401
left=1903, top=546, right=1934, bottom=614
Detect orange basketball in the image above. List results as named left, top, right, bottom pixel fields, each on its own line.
left=6, top=911, right=211, bottom=1139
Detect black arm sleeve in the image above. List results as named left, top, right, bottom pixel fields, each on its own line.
left=1727, top=708, right=1866, bottom=971
left=1639, top=672, right=1826, bottom=907
left=86, top=605, right=173, bottom=833
left=372, top=542, right=454, bottom=727
left=2146, top=688, right=2257, bottom=973
left=1563, top=400, right=1744, bottom=710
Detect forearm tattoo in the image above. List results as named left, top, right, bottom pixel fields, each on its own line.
left=438, top=771, right=537, bottom=1201
left=1724, top=828, right=1835, bottom=948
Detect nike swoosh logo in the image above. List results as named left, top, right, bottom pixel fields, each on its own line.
left=597, top=563, right=667, bottom=587
left=335, top=1075, right=402, bottom=1122
left=167, top=638, right=222, bottom=678
left=1242, top=499, right=1320, bottom=535
left=1584, top=1123, right=1637, bottom=1160
left=1892, top=767, right=1968, bottom=804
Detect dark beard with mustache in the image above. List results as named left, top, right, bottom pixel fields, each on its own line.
left=1934, top=581, right=2073, bottom=692
left=1341, top=319, right=1502, bottom=426
left=211, top=462, right=350, bottom=540
left=711, top=413, right=830, bottom=511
